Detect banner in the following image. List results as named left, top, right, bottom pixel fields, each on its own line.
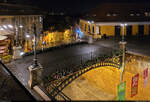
left=131, top=73, right=139, bottom=97
left=143, top=68, right=148, bottom=87
left=117, top=82, right=126, bottom=100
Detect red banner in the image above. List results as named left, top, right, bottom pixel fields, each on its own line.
left=143, top=68, right=148, bottom=79
left=131, top=73, right=139, bottom=97
left=143, top=68, right=148, bottom=87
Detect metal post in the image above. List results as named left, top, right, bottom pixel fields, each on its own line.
left=122, top=24, right=125, bottom=42
left=15, top=17, right=19, bottom=47
left=33, top=24, right=38, bottom=67
left=120, top=23, right=126, bottom=83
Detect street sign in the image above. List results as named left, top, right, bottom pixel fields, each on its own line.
left=143, top=68, right=148, bottom=87
left=117, top=82, right=126, bottom=100
left=131, top=73, right=139, bottom=97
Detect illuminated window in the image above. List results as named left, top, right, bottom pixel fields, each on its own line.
left=88, top=25, right=91, bottom=33
left=93, top=14, right=96, bottom=17
left=136, top=13, right=140, bottom=16
left=112, top=13, right=117, bottom=16
left=106, top=13, right=111, bottom=16
left=85, top=24, right=87, bottom=31
left=145, top=12, right=150, bottom=16
left=130, top=13, right=134, bottom=16
left=145, top=12, right=148, bottom=16
left=92, top=26, right=95, bottom=33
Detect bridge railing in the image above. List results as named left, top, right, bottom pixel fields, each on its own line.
left=41, top=49, right=122, bottom=100
left=43, top=49, right=122, bottom=83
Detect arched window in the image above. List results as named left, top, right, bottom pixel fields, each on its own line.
left=85, top=24, right=87, bottom=32
left=93, top=26, right=95, bottom=34
left=88, top=25, right=91, bottom=33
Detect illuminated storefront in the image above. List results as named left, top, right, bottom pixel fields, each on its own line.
left=0, top=3, right=44, bottom=56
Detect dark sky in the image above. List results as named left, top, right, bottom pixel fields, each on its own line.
left=3, top=0, right=150, bottom=15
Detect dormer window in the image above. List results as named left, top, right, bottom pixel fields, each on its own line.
left=136, top=13, right=140, bottom=16
left=113, top=13, right=117, bottom=16
left=145, top=12, right=148, bottom=16
left=145, top=12, right=150, bottom=16
left=130, top=13, right=134, bottom=16
left=93, top=14, right=96, bottom=17
left=106, top=13, right=111, bottom=16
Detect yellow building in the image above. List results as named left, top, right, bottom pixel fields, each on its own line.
left=80, top=3, right=150, bottom=38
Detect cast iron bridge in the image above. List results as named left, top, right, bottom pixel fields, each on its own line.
left=43, top=50, right=122, bottom=100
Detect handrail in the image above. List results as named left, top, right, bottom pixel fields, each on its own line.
left=0, top=59, right=36, bottom=101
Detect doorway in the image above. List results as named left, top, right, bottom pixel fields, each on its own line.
left=126, top=25, right=132, bottom=38
left=115, top=26, right=121, bottom=38
left=138, top=25, right=144, bottom=37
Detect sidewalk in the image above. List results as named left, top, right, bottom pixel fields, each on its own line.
left=95, top=38, right=150, bottom=57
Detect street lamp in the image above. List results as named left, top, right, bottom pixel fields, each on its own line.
left=33, top=24, right=38, bottom=67
left=15, top=21, right=19, bottom=47
left=28, top=24, right=43, bottom=89
left=120, top=23, right=127, bottom=83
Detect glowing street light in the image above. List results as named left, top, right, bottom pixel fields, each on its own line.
left=19, top=25, right=23, bottom=28
left=0, top=27, right=4, bottom=30
left=20, top=52, right=25, bottom=56
left=87, top=21, right=90, bottom=24
left=26, top=34, right=30, bottom=38
left=3, top=25, right=7, bottom=29
left=8, top=24, right=13, bottom=28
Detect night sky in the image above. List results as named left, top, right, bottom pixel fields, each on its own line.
left=28, top=0, right=150, bottom=14
left=3, top=0, right=150, bottom=15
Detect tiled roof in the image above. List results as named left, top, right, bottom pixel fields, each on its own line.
left=0, top=3, right=46, bottom=15
left=82, top=2, right=150, bottom=22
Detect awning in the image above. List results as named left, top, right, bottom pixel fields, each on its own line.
left=0, top=35, right=7, bottom=40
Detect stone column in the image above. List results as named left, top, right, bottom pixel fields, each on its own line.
left=88, top=35, right=93, bottom=44
left=28, top=63, right=43, bottom=89
left=13, top=46, right=22, bottom=59
left=13, top=16, right=23, bottom=60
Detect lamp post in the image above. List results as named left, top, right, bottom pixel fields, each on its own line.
left=19, top=25, right=23, bottom=47
left=28, top=24, right=43, bottom=89
left=13, top=17, right=23, bottom=59
left=33, top=24, right=38, bottom=67
left=120, top=23, right=127, bottom=83
left=15, top=20, right=19, bottom=47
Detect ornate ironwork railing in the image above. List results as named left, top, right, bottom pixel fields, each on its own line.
left=43, top=49, right=122, bottom=100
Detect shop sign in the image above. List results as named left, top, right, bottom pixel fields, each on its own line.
left=131, top=73, right=139, bottom=97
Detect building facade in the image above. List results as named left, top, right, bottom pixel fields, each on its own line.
left=80, top=3, right=150, bottom=38
left=0, top=2, right=45, bottom=57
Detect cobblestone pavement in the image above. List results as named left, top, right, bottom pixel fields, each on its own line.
left=95, top=38, right=150, bottom=56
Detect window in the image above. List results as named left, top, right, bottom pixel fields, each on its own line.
left=136, top=13, right=140, bottom=16
left=112, top=13, right=117, bottom=16
left=93, top=14, right=96, bottom=17
left=145, top=12, right=150, bottom=16
left=85, top=24, right=87, bottom=32
left=130, top=13, right=134, bottom=16
left=88, top=25, right=91, bottom=33
left=92, top=26, right=95, bottom=33
left=106, top=13, right=111, bottom=16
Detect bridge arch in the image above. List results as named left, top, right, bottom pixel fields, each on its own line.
left=46, top=61, right=121, bottom=97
